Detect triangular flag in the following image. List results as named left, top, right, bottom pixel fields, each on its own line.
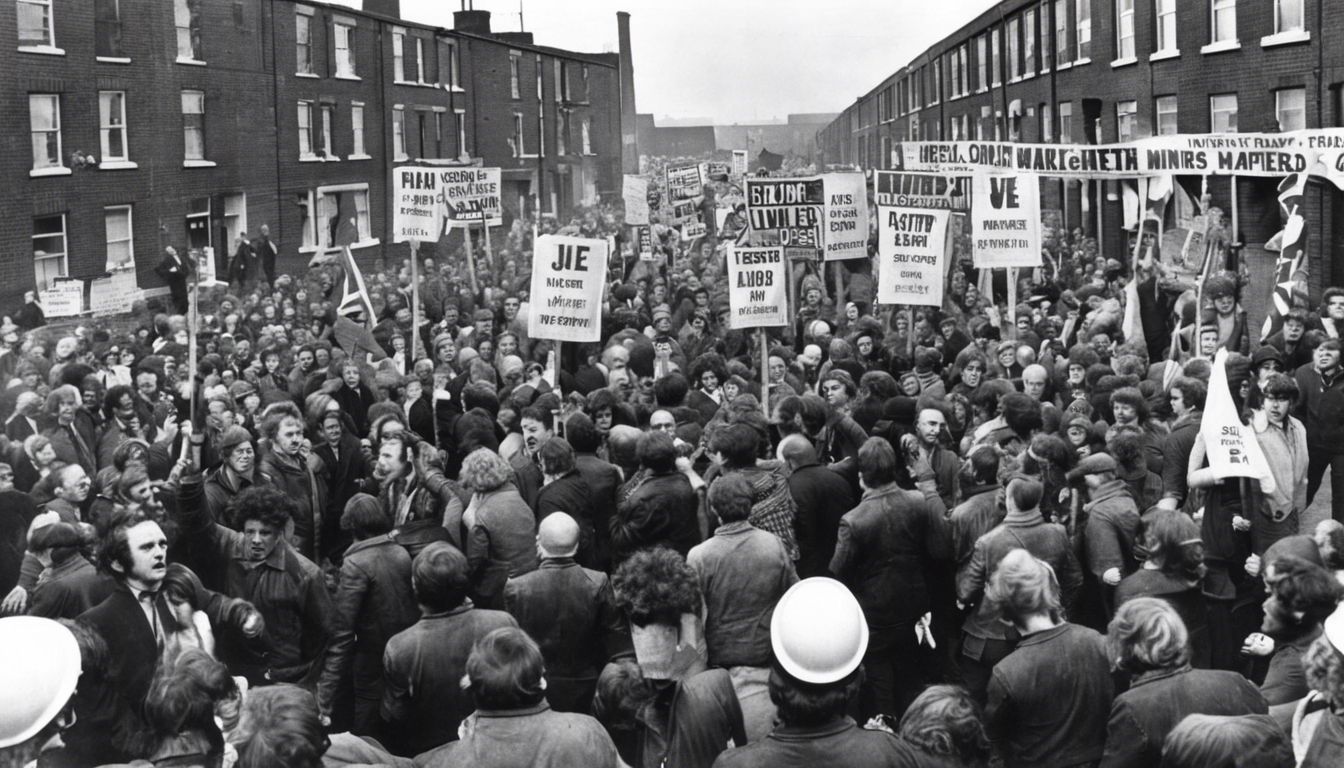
left=1200, top=349, right=1276, bottom=493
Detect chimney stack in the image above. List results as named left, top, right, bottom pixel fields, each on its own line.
left=453, top=9, right=492, bottom=35
left=617, top=12, right=638, bottom=174
left=362, top=0, right=401, bottom=19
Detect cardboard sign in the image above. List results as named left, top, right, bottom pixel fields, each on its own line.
left=665, top=164, right=703, bottom=203
left=875, top=171, right=969, bottom=210
left=636, top=226, right=655, bottom=261
left=822, top=172, right=869, bottom=261
left=40, top=280, right=83, bottom=317
left=90, top=273, right=134, bottom=316
left=971, top=174, right=1042, bottom=268
left=745, top=177, right=824, bottom=248
left=877, top=207, right=948, bottom=307
left=392, top=166, right=442, bottom=242
left=731, top=150, right=749, bottom=177
left=527, top=235, right=609, bottom=342
left=682, top=221, right=707, bottom=240
left=669, top=198, right=699, bottom=227
left=441, top=167, right=503, bottom=227
left=623, top=176, right=650, bottom=225
left=727, top=246, right=788, bottom=329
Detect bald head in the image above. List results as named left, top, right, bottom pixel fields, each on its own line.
left=777, top=433, right=817, bottom=468
left=538, top=513, right=580, bottom=558
left=607, top=424, right=643, bottom=467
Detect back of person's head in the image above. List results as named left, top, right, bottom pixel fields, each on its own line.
left=459, top=448, right=512, bottom=493
left=985, top=548, right=1062, bottom=626
left=708, top=474, right=754, bottom=523
left=606, top=425, right=643, bottom=467
left=1107, top=597, right=1190, bottom=675
left=537, top=436, right=575, bottom=476
left=1143, top=509, right=1205, bottom=584
left=233, top=684, right=327, bottom=768
left=564, top=412, right=601, bottom=453
left=139, top=647, right=235, bottom=754
left=464, top=627, right=547, bottom=711
left=462, top=381, right=500, bottom=416
left=412, top=542, right=470, bottom=613
left=1268, top=555, right=1343, bottom=628
left=857, top=437, right=898, bottom=488
left=611, top=546, right=700, bottom=627
left=1160, top=714, right=1293, bottom=768
left=1006, top=476, right=1044, bottom=512
left=776, top=434, right=816, bottom=467
left=767, top=664, right=864, bottom=729
left=964, top=444, right=1003, bottom=486
left=798, top=393, right=830, bottom=435
left=652, top=372, right=689, bottom=407
left=898, top=685, right=991, bottom=767
left=636, top=430, right=677, bottom=473
left=1000, top=392, right=1043, bottom=437
left=593, top=658, right=654, bottom=730
left=709, top=422, right=759, bottom=468
left=1106, top=424, right=1146, bottom=470
left=340, top=493, right=391, bottom=539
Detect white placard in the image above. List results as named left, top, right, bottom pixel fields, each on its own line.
left=822, top=172, right=869, bottom=261
left=392, top=166, right=442, bottom=242
left=527, top=235, right=610, bottom=343
left=877, top=207, right=948, bottom=307
left=441, top=167, right=503, bottom=227
left=971, top=173, right=1042, bottom=268
left=623, top=175, right=650, bottom=225
left=727, top=246, right=788, bottom=329
left=40, top=280, right=83, bottom=317
left=731, top=149, right=748, bottom=177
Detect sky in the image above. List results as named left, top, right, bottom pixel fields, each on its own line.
left=376, top=0, right=996, bottom=125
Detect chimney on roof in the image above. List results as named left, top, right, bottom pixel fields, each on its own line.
left=363, top=0, right=401, bottom=19
left=453, top=9, right=491, bottom=35
left=617, top=12, right=638, bottom=174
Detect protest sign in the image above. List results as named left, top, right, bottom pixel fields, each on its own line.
left=745, top=177, right=824, bottom=248
left=665, top=163, right=703, bottom=202
left=40, top=280, right=83, bottom=317
left=702, top=162, right=731, bottom=182
left=682, top=221, right=707, bottom=240
left=623, top=175, right=650, bottom=225
left=197, top=246, right=219, bottom=285
left=877, top=207, right=948, bottom=307
left=527, top=235, right=609, bottom=343
left=90, top=272, right=135, bottom=316
left=392, top=166, right=442, bottom=242
left=441, top=167, right=502, bottom=227
left=727, top=246, right=788, bottom=329
left=669, top=198, right=699, bottom=227
left=875, top=171, right=969, bottom=210
left=636, top=226, right=655, bottom=261
left=971, top=174, right=1042, bottom=268
left=1201, top=349, right=1276, bottom=490
left=822, top=172, right=869, bottom=261
left=731, top=150, right=749, bottom=177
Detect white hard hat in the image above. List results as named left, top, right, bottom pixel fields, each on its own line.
left=771, top=577, right=868, bottom=684
left=0, top=616, right=81, bottom=748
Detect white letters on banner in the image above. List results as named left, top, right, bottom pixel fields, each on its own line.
left=441, top=167, right=503, bottom=227
left=822, top=172, right=869, bottom=261
left=877, top=207, right=948, bottom=307
left=392, top=166, right=441, bottom=242
left=727, top=246, right=788, bottom=329
left=971, top=174, right=1042, bottom=268
left=623, top=176, right=650, bottom=225
left=527, top=235, right=609, bottom=343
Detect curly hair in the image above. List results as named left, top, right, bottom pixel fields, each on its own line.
left=1304, top=633, right=1344, bottom=702
left=612, top=546, right=701, bottom=627
left=898, top=685, right=991, bottom=767
left=460, top=448, right=513, bottom=493
left=228, top=485, right=295, bottom=531
left=689, top=352, right=728, bottom=388
left=136, top=647, right=235, bottom=756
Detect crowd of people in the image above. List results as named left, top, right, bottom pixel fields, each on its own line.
left=3, top=155, right=1344, bottom=768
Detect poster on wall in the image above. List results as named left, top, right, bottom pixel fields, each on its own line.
left=970, top=173, right=1042, bottom=269
left=877, top=207, right=949, bottom=307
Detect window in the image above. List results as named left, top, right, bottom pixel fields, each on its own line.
left=1275, top=0, right=1304, bottom=33
left=1041, top=103, right=1053, bottom=140
left=1277, top=88, right=1306, bottom=132
left=932, top=59, right=941, bottom=104
left=948, top=54, right=960, bottom=99
left=976, top=34, right=988, bottom=90
left=1116, top=0, right=1135, bottom=60
left=17, top=0, right=54, bottom=49
left=442, top=40, right=460, bottom=88
left=98, top=91, right=128, bottom=162
left=415, top=111, right=427, bottom=159
left=181, top=90, right=206, bottom=161
left=95, top=0, right=122, bottom=58
left=1076, top=0, right=1091, bottom=59
left=554, top=60, right=563, bottom=103
left=433, top=110, right=444, bottom=158
left=334, top=21, right=355, bottom=78
left=512, top=112, right=525, bottom=156
left=1008, top=17, right=1021, bottom=79
left=295, top=7, right=313, bottom=74
left=1210, top=93, right=1238, bottom=132
left=991, top=27, right=1002, bottom=85
left=878, top=87, right=891, bottom=122
left=392, top=29, right=404, bottom=80
left=1155, top=96, right=1178, bottom=134
left=557, top=109, right=568, bottom=155
left=581, top=65, right=590, bottom=101
left=456, top=110, right=467, bottom=158
left=105, top=205, right=133, bottom=269
left=298, top=101, right=314, bottom=156
left=350, top=103, right=366, bottom=157
left=174, top=0, right=201, bottom=61
left=910, top=117, right=920, bottom=141
left=538, top=107, right=545, bottom=156
left=1055, top=0, right=1070, bottom=67
left=1116, top=100, right=1137, bottom=141
left=316, top=185, right=372, bottom=247
left=32, top=215, right=66, bottom=290
left=582, top=116, right=591, bottom=155
left=1155, top=0, right=1177, bottom=53
left=1059, top=100, right=1073, bottom=142
left=1024, top=9, right=1037, bottom=74
left=958, top=45, right=969, bottom=93
left=1211, top=0, right=1236, bottom=44
left=392, top=106, right=406, bottom=160
left=29, top=94, right=62, bottom=171
left=509, top=51, right=521, bottom=99
left=1040, top=2, right=1051, bottom=71
left=414, top=37, right=426, bottom=83
left=535, top=54, right=543, bottom=100
left=320, top=104, right=334, bottom=158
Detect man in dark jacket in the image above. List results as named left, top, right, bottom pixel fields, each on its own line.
left=382, top=542, right=518, bottom=756
left=1160, top=377, right=1205, bottom=511
left=255, top=223, right=279, bottom=287
left=203, top=426, right=270, bottom=525
left=154, top=245, right=192, bottom=315
left=503, top=513, right=630, bottom=714
left=1072, top=453, right=1142, bottom=616
left=317, top=494, right=419, bottom=734
left=534, top=438, right=598, bottom=568
left=26, top=522, right=112, bottom=619
left=567, top=413, right=621, bottom=567
left=1295, top=338, right=1344, bottom=521
left=778, top=434, right=855, bottom=579
left=258, top=403, right=326, bottom=561
left=612, top=431, right=701, bottom=563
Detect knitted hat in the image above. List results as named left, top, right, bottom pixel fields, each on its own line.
left=652, top=306, right=672, bottom=324
left=216, top=426, right=253, bottom=456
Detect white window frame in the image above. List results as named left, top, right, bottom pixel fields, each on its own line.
left=1276, top=87, right=1306, bottom=132
left=98, top=90, right=134, bottom=168
left=17, top=0, right=62, bottom=54
left=1041, top=103, right=1053, bottom=140
left=556, top=108, right=567, bottom=156
left=1024, top=9, right=1037, bottom=76
left=392, top=28, right=405, bottom=82
left=1116, top=100, right=1137, bottom=141
left=455, top=109, right=468, bottom=159
left=298, top=100, right=315, bottom=158
left=320, top=103, right=335, bottom=159
left=104, top=205, right=133, bottom=270
left=1204, top=0, right=1239, bottom=53
left=1055, top=0, right=1070, bottom=69
left=334, top=19, right=357, bottom=79
left=444, top=40, right=462, bottom=90
left=95, top=0, right=125, bottom=61
left=392, top=105, right=407, bottom=161
left=1008, top=17, right=1021, bottom=81
left=1059, top=100, right=1073, bottom=143
left=350, top=102, right=368, bottom=159
left=32, top=214, right=67, bottom=290
left=1153, top=0, right=1178, bottom=59
left=174, top=0, right=203, bottom=64
left=432, top=108, right=445, bottom=158
left=991, top=27, right=1002, bottom=85
left=415, top=37, right=426, bottom=84
left=315, top=183, right=375, bottom=249
left=295, top=6, right=314, bottom=76
left=931, top=58, right=941, bottom=105
left=1039, top=2, right=1051, bottom=72
left=29, top=93, right=67, bottom=176
left=977, top=34, right=989, bottom=91
left=1114, top=0, right=1136, bottom=65
left=1156, top=95, right=1179, bottom=135
left=1264, top=0, right=1309, bottom=46
left=512, top=112, right=527, bottom=157
left=1076, top=0, right=1092, bottom=61
left=509, top=51, right=521, bottom=99
left=1210, top=93, right=1238, bottom=133
left=581, top=115, right=592, bottom=155
left=959, top=45, right=969, bottom=94
left=181, top=89, right=212, bottom=166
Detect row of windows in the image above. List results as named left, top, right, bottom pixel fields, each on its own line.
left=508, top=50, right=591, bottom=104
left=388, top=104, right=468, bottom=162
left=506, top=110, right=595, bottom=159
left=27, top=90, right=210, bottom=175
left=30, top=207, right=132, bottom=291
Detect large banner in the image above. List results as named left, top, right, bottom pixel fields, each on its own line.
left=971, top=173, right=1042, bottom=268
left=875, top=171, right=970, bottom=210
left=822, top=172, right=869, bottom=261
left=527, top=235, right=609, bottom=343
left=623, top=175, right=650, bottom=225
left=877, top=207, right=948, bottom=307
left=393, top=166, right=442, bottom=242
left=745, top=177, right=824, bottom=248
left=899, top=129, right=1344, bottom=183
left=726, top=246, right=788, bottom=328
left=441, top=167, right=503, bottom=227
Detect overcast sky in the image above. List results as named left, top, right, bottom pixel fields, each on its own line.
left=378, top=0, right=995, bottom=125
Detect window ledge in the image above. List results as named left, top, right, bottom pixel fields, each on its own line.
left=176, top=56, right=207, bottom=66
left=1261, top=30, right=1310, bottom=48
left=18, top=44, right=65, bottom=56
left=96, top=55, right=131, bottom=64
left=393, top=154, right=409, bottom=162
left=347, top=153, right=372, bottom=161
left=1201, top=39, right=1241, bottom=54
left=29, top=166, right=71, bottom=178
left=295, top=71, right=320, bottom=78
left=322, top=154, right=339, bottom=162
left=335, top=73, right=361, bottom=81
left=976, top=87, right=990, bottom=93
left=1149, top=48, right=1180, bottom=62
left=1056, top=61, right=1072, bottom=71
left=299, top=155, right=325, bottom=162
left=99, top=160, right=138, bottom=170
left=1110, top=56, right=1138, bottom=69
left=350, top=238, right=380, bottom=249
left=1073, top=57, right=1092, bottom=66
left=183, top=159, right=217, bottom=168
left=1008, top=76, right=1022, bottom=84
left=448, top=85, right=466, bottom=93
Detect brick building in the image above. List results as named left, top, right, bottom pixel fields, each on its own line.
left=817, top=0, right=1342, bottom=298
left=0, top=0, right=629, bottom=308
